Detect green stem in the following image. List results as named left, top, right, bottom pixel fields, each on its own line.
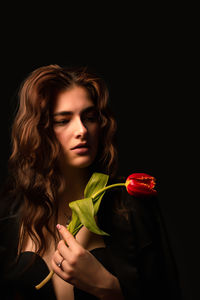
left=92, top=183, right=126, bottom=200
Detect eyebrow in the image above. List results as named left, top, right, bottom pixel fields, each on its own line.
left=52, top=105, right=96, bottom=117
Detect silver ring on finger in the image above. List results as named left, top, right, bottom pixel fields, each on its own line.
left=57, top=257, right=64, bottom=268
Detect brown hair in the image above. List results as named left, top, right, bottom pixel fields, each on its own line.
left=8, top=64, right=118, bottom=256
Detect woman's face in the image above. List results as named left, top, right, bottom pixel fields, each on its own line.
left=52, top=86, right=100, bottom=170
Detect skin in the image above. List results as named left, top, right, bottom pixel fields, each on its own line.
left=52, top=225, right=124, bottom=300
left=51, top=86, right=124, bottom=299
left=52, top=86, right=100, bottom=170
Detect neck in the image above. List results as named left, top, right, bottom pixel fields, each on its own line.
left=57, top=167, right=91, bottom=225
left=58, top=166, right=91, bottom=211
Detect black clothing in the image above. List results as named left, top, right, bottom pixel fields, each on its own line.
left=0, top=182, right=182, bottom=299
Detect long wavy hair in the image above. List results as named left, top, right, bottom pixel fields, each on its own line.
left=7, top=64, right=118, bottom=256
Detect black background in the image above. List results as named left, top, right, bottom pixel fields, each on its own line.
left=0, top=5, right=198, bottom=300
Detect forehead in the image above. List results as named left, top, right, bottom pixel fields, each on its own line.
left=53, top=86, right=94, bottom=113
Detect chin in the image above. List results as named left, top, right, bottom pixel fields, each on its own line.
left=70, top=157, right=95, bottom=169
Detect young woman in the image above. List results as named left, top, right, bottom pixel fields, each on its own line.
left=0, top=65, right=182, bottom=299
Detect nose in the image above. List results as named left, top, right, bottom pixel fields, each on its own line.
left=74, top=117, right=88, bottom=138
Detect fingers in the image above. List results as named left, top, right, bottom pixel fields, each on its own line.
left=57, top=239, right=71, bottom=260
left=53, top=249, right=64, bottom=267
left=56, top=224, right=78, bottom=251
left=56, top=224, right=83, bottom=262
left=52, top=247, right=75, bottom=283
left=52, top=224, right=86, bottom=284
left=51, top=252, right=70, bottom=281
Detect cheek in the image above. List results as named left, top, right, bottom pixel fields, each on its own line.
left=54, top=129, right=68, bottom=148
left=90, top=124, right=100, bottom=144
left=90, top=127, right=101, bottom=157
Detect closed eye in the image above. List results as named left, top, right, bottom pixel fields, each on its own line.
left=53, top=119, right=70, bottom=126
left=82, top=111, right=99, bottom=123
left=83, top=115, right=97, bottom=122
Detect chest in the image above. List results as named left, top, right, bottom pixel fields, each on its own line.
left=22, top=225, right=105, bottom=300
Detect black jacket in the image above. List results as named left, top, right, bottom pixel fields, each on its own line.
left=0, top=182, right=182, bottom=299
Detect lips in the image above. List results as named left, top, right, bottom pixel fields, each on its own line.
left=71, top=143, right=90, bottom=150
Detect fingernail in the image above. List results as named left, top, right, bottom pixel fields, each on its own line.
left=56, top=224, right=61, bottom=230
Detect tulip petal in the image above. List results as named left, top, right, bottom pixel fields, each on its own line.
left=126, top=173, right=157, bottom=196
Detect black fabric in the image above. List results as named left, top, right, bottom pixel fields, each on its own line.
left=0, top=182, right=182, bottom=299
left=97, top=187, right=182, bottom=299
left=74, top=247, right=115, bottom=299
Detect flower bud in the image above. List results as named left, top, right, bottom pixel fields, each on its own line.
left=125, top=173, right=157, bottom=196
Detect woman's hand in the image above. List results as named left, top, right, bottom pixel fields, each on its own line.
left=51, top=224, right=124, bottom=299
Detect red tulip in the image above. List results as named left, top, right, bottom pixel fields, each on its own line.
left=125, top=173, right=157, bottom=196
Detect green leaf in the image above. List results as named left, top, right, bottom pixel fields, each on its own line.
left=69, top=197, right=109, bottom=236
left=67, top=173, right=110, bottom=237
left=84, top=172, right=109, bottom=199
left=67, top=211, right=82, bottom=236
left=84, top=172, right=109, bottom=216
